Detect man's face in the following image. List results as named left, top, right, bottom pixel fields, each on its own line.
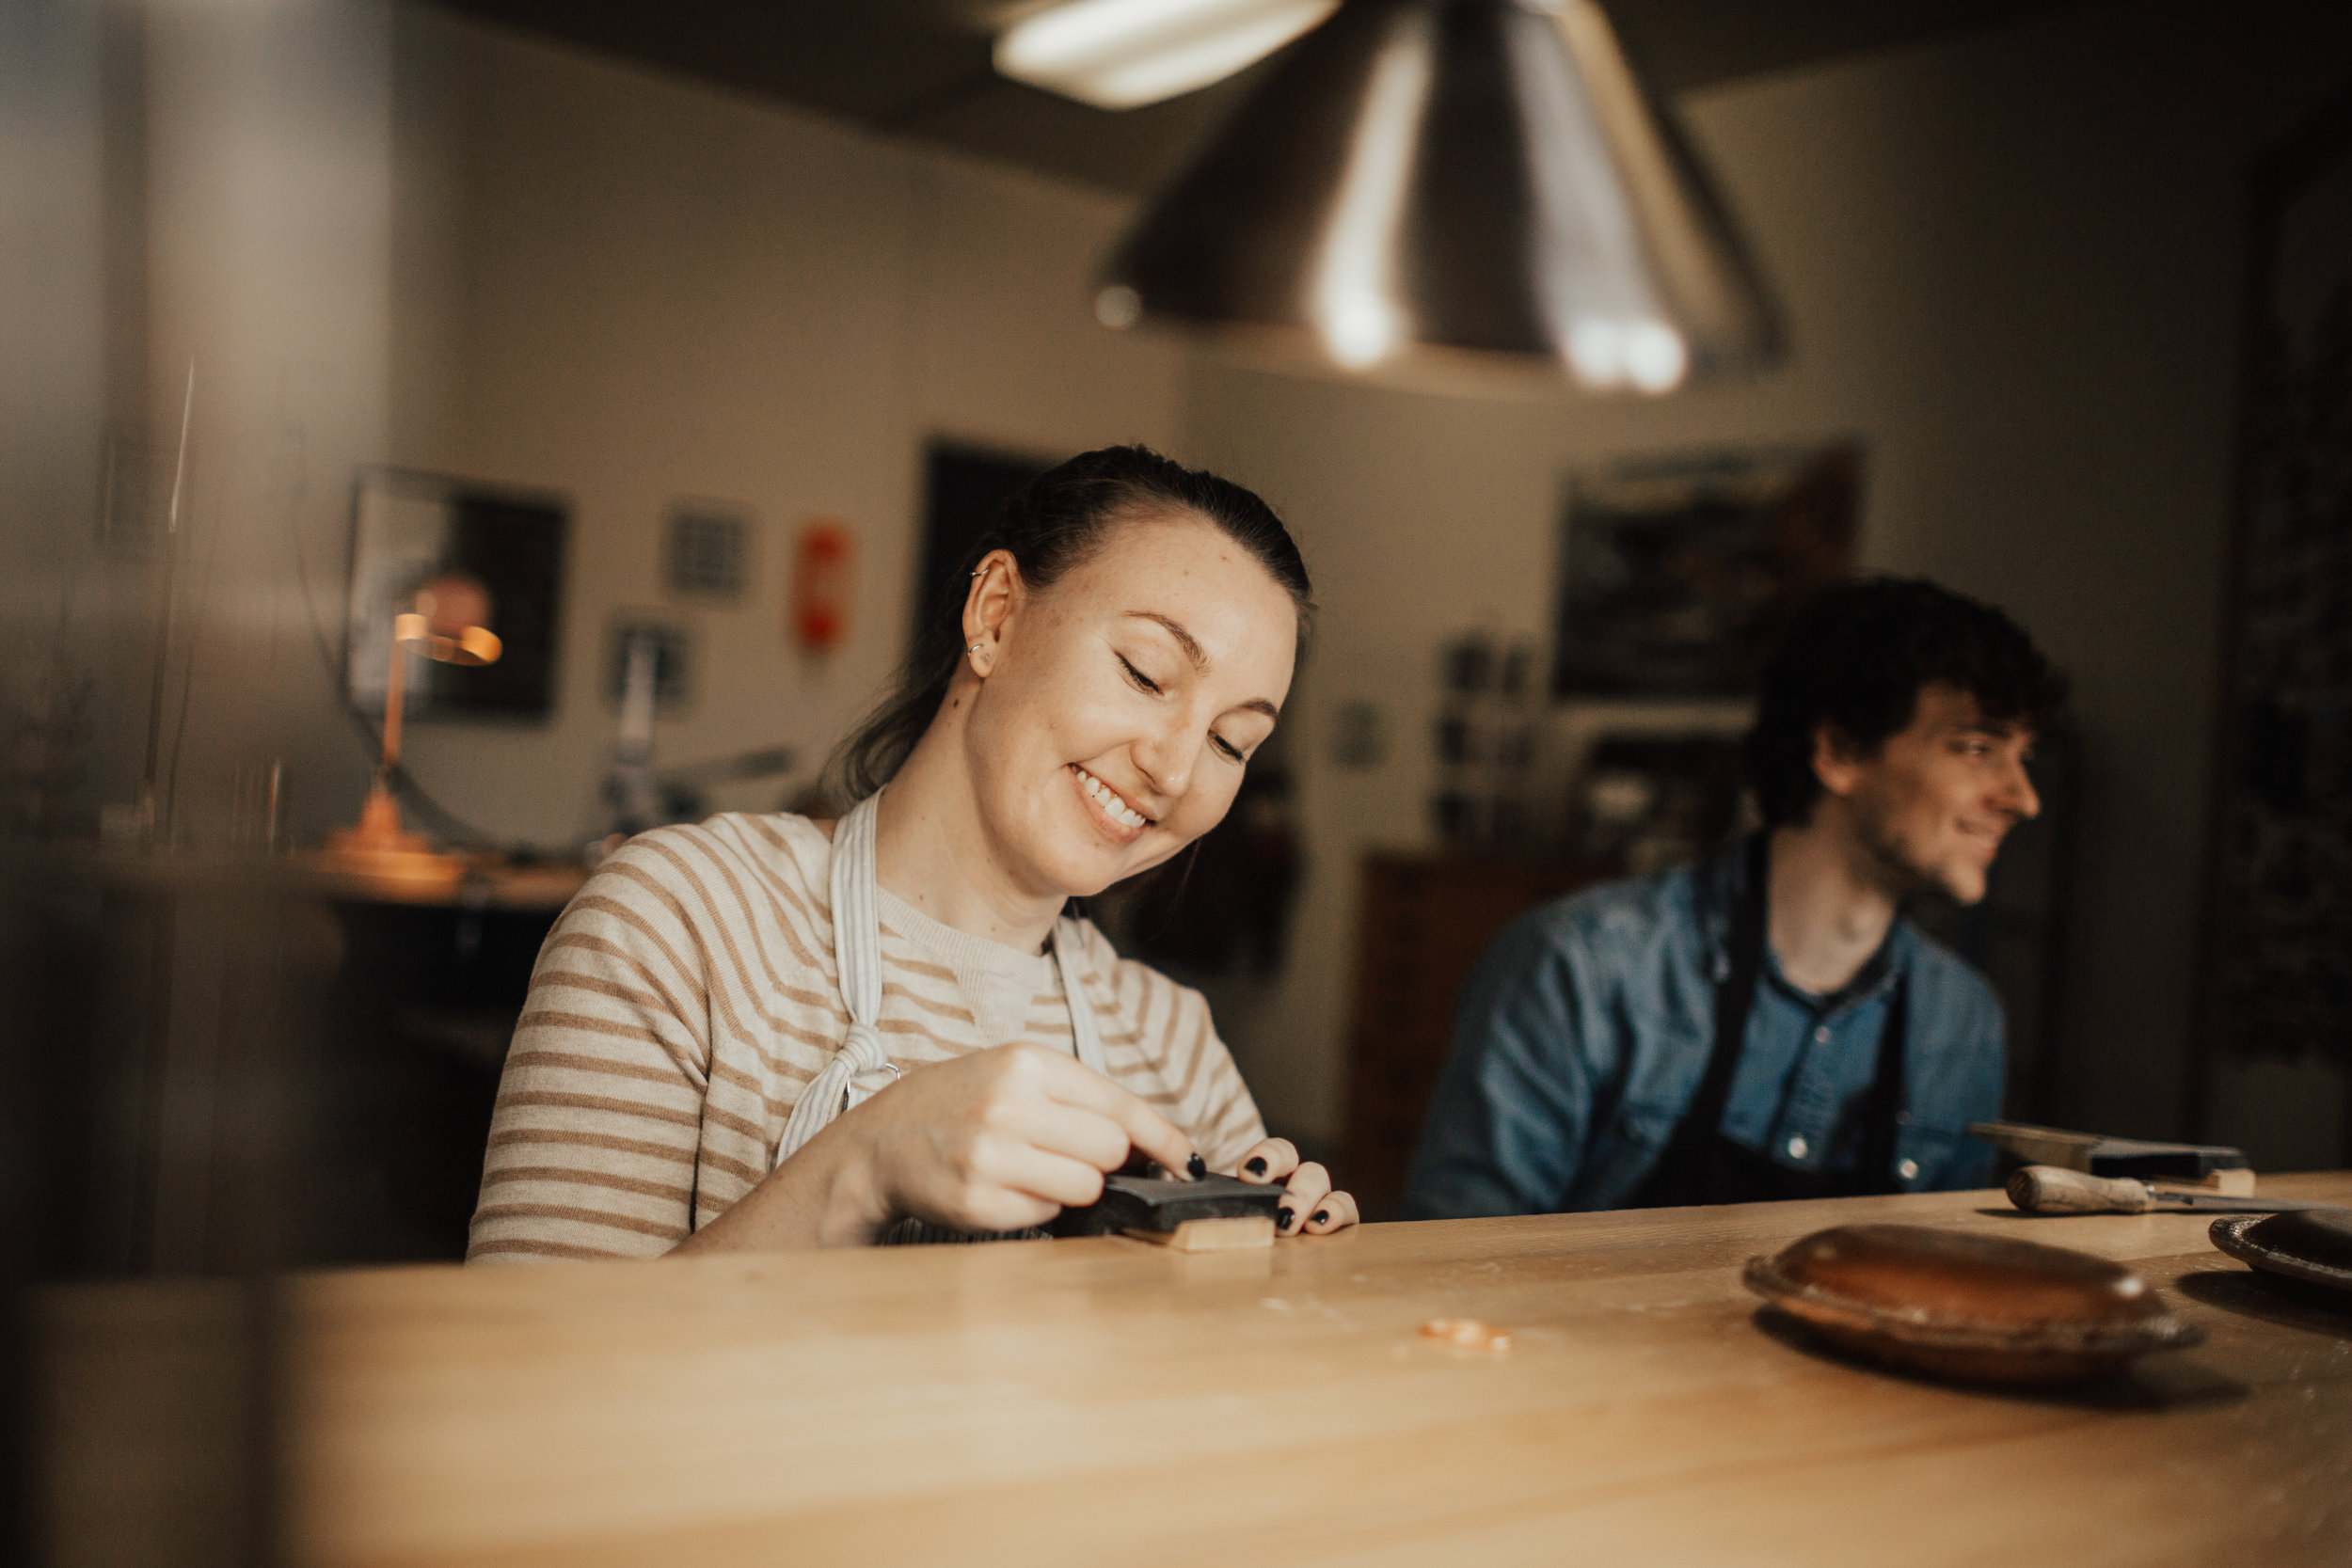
left=1816, top=683, right=2041, bottom=905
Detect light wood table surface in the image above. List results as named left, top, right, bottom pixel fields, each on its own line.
left=39, top=1176, right=2352, bottom=1567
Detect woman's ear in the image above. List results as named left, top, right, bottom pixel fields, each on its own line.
left=961, top=550, right=1021, bottom=673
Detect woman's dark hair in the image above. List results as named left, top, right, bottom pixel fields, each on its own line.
left=1746, top=576, right=2068, bottom=828
left=826, top=444, right=1312, bottom=803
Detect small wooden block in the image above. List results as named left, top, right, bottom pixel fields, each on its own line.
left=1123, top=1216, right=1276, bottom=1253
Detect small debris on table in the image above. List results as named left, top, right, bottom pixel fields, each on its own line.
left=1420, top=1317, right=1512, bottom=1352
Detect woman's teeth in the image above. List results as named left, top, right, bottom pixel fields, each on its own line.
left=1075, top=767, right=1148, bottom=830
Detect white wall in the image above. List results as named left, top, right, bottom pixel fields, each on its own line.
left=1185, top=0, right=2352, bottom=1160
left=389, top=7, right=1189, bottom=845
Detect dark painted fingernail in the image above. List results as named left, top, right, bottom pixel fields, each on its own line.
left=1246, top=1156, right=1267, bottom=1177
left=1277, top=1208, right=1294, bottom=1231
left=1185, top=1152, right=1207, bottom=1180
left=1311, top=1210, right=1329, bottom=1226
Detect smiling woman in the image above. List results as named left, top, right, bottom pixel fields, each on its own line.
left=468, top=447, right=1357, bottom=1260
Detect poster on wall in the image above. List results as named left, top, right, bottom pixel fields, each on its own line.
left=345, top=469, right=567, bottom=721
left=2205, top=88, right=2352, bottom=1078
left=1549, top=443, right=1861, bottom=698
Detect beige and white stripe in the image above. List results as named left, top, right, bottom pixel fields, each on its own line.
left=468, top=811, right=1268, bottom=1263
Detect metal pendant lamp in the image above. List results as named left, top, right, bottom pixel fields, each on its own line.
left=1096, top=0, right=1780, bottom=389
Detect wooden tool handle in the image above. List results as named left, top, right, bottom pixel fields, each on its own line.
left=2007, top=1164, right=2154, bottom=1214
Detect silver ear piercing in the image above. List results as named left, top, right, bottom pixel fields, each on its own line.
left=969, top=642, right=984, bottom=655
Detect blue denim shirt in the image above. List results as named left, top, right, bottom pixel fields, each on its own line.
left=1400, top=841, right=2004, bottom=1217
left=1720, top=942, right=1900, bottom=1168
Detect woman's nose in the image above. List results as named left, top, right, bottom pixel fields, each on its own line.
left=1132, top=721, right=1197, bottom=801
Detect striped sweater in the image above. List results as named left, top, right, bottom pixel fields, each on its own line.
left=468, top=812, right=1267, bottom=1262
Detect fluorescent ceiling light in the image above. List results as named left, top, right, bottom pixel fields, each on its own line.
left=996, top=0, right=1340, bottom=111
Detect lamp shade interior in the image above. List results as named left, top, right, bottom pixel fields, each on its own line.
left=1100, top=0, right=1780, bottom=387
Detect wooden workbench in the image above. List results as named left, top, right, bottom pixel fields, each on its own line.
left=37, top=1177, right=2352, bottom=1567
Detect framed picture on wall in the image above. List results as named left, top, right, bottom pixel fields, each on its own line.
left=2200, top=87, right=2352, bottom=1097
left=1549, top=442, right=1862, bottom=698
left=607, top=614, right=693, bottom=713
left=665, top=501, right=750, bottom=599
left=345, top=469, right=568, bottom=721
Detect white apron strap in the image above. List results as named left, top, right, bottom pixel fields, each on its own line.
left=771, top=792, right=1110, bottom=1174
left=772, top=792, right=898, bottom=1171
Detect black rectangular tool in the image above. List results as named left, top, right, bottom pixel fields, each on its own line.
left=1050, top=1174, right=1285, bottom=1238
left=1968, top=1120, right=2249, bottom=1180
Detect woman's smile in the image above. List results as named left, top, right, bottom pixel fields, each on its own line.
left=1070, top=763, right=1152, bottom=844
left=908, top=507, right=1296, bottom=904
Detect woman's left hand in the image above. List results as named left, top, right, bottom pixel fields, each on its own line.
left=1230, top=1137, right=1358, bottom=1236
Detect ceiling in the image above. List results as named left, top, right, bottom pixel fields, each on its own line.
left=421, top=0, right=2081, bottom=194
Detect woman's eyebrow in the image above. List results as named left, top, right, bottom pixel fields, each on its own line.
left=1123, top=610, right=1281, bottom=718
left=1123, top=610, right=1205, bottom=667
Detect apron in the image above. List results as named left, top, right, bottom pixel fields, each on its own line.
left=769, top=789, right=1109, bottom=1238
left=1629, top=832, right=1907, bottom=1209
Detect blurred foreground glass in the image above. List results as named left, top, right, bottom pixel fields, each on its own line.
left=1098, top=0, right=1780, bottom=388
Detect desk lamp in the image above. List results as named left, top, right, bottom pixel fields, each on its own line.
left=313, top=574, right=501, bottom=881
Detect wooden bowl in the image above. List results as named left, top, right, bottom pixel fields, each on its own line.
left=2209, top=1211, right=2352, bottom=1307
left=1743, top=1223, right=2203, bottom=1385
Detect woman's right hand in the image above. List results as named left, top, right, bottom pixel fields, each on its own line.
left=673, top=1043, right=1199, bottom=1253
left=839, top=1043, right=1200, bottom=1238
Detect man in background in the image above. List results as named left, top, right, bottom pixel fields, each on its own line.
left=1402, top=578, right=2067, bottom=1215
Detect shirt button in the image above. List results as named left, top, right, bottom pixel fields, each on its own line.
left=1898, top=1158, right=1921, bottom=1181
left=1786, top=1135, right=1810, bottom=1160
left=1813, top=1025, right=1832, bottom=1044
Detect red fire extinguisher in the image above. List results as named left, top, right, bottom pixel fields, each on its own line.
left=791, top=519, right=853, bottom=653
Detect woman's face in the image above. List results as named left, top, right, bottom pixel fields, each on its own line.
left=961, top=509, right=1298, bottom=899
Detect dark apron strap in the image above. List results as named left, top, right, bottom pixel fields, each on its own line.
left=1629, top=833, right=1770, bottom=1209
left=1854, top=979, right=1908, bottom=1192
left=1629, top=832, right=1908, bottom=1208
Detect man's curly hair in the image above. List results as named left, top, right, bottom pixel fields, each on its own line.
left=1746, top=577, right=2068, bottom=828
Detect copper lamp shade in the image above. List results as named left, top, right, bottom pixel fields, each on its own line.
left=1098, top=0, right=1780, bottom=388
